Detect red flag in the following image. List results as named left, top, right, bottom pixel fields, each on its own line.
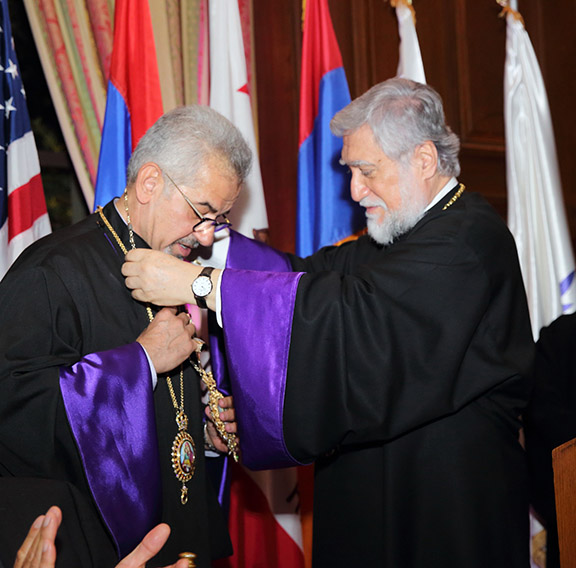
left=93, top=0, right=163, bottom=208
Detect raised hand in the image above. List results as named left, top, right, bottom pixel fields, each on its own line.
left=137, top=308, right=198, bottom=374
left=14, top=506, right=190, bottom=568
left=123, top=249, right=199, bottom=307
left=14, top=506, right=61, bottom=568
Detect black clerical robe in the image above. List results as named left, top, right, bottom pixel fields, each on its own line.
left=525, top=313, right=576, bottom=568
left=0, top=201, right=230, bottom=568
left=221, top=187, right=534, bottom=567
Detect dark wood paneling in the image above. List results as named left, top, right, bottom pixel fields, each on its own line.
left=332, top=0, right=397, bottom=99
left=537, top=2, right=576, bottom=243
left=253, top=0, right=301, bottom=252
left=454, top=1, right=506, bottom=148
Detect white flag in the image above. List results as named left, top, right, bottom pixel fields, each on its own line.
left=208, top=2, right=303, bottom=565
left=209, top=0, right=268, bottom=237
left=504, top=10, right=576, bottom=339
left=395, top=0, right=426, bottom=84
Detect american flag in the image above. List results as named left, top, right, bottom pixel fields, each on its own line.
left=0, top=0, right=50, bottom=279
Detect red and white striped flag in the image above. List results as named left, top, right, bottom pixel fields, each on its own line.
left=0, top=0, right=50, bottom=279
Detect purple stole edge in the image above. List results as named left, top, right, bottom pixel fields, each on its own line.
left=59, top=342, right=161, bottom=558
left=219, top=231, right=304, bottom=469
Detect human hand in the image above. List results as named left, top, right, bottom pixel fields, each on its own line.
left=137, top=308, right=199, bottom=374
left=205, top=396, right=238, bottom=453
left=14, top=506, right=61, bottom=568
left=14, top=506, right=189, bottom=568
left=123, top=249, right=198, bottom=307
left=116, top=523, right=189, bottom=568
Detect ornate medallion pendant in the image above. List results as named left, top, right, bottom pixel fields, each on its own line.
left=171, top=411, right=196, bottom=505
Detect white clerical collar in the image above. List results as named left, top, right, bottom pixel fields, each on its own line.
left=424, top=177, right=459, bottom=212
left=113, top=195, right=126, bottom=223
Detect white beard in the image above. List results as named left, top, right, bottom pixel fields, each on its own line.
left=361, top=173, right=428, bottom=246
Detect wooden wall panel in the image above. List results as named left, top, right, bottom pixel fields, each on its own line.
left=332, top=1, right=397, bottom=99
left=253, top=0, right=576, bottom=251
left=536, top=2, right=576, bottom=242
left=253, top=0, right=301, bottom=252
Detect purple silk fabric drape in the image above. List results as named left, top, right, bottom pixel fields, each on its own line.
left=59, top=342, right=161, bottom=558
left=209, top=230, right=293, bottom=395
left=218, top=230, right=305, bottom=469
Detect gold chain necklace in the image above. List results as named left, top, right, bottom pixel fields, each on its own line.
left=442, top=183, right=465, bottom=210
left=99, top=200, right=240, bottom=463
left=98, top=197, right=195, bottom=505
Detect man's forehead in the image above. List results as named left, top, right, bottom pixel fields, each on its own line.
left=192, top=168, right=241, bottom=214
left=341, top=130, right=388, bottom=166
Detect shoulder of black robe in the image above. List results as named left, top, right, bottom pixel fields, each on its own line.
left=0, top=201, right=231, bottom=566
left=284, top=189, right=533, bottom=451
left=282, top=189, right=534, bottom=567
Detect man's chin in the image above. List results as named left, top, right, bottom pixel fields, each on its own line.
left=165, top=242, right=198, bottom=261
left=367, top=220, right=394, bottom=246
left=367, top=211, right=421, bottom=245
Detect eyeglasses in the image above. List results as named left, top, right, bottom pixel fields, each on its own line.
left=164, top=172, right=232, bottom=233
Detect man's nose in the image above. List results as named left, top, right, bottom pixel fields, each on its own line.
left=350, top=171, right=369, bottom=203
left=193, top=226, right=216, bottom=247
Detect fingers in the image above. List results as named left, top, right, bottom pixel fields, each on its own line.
left=14, top=515, right=44, bottom=568
left=116, top=523, right=171, bottom=568
left=137, top=309, right=199, bottom=374
left=204, top=402, right=237, bottom=435
left=215, top=396, right=236, bottom=428
left=217, top=395, right=234, bottom=409
left=14, top=507, right=61, bottom=568
left=204, top=401, right=236, bottom=423
left=172, top=560, right=192, bottom=568
left=42, top=507, right=62, bottom=544
left=156, top=309, right=196, bottom=337
left=124, top=248, right=147, bottom=263
left=121, top=249, right=148, bottom=284
left=177, top=311, right=196, bottom=333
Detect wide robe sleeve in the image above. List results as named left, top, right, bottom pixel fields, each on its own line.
left=209, top=230, right=295, bottom=397
left=221, top=194, right=533, bottom=469
left=0, top=260, right=161, bottom=558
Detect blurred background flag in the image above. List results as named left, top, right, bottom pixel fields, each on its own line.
left=393, top=0, right=426, bottom=84
left=503, top=0, right=576, bottom=339
left=209, top=2, right=303, bottom=568
left=502, top=3, right=576, bottom=563
left=93, top=0, right=163, bottom=210
left=0, top=0, right=50, bottom=279
left=296, top=0, right=364, bottom=257
left=209, top=0, right=268, bottom=237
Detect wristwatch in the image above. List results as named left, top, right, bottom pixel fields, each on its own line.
left=191, top=266, right=215, bottom=309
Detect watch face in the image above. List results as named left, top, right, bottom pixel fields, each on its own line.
left=193, top=275, right=212, bottom=297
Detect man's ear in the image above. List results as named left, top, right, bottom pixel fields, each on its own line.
left=134, top=162, right=163, bottom=204
left=414, top=141, right=438, bottom=180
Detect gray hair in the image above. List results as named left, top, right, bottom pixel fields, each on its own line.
left=330, top=78, right=460, bottom=177
left=126, top=105, right=252, bottom=187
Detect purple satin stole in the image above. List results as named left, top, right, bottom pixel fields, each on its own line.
left=209, top=230, right=294, bottom=393
left=60, top=342, right=161, bottom=558
left=217, top=230, right=304, bottom=469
